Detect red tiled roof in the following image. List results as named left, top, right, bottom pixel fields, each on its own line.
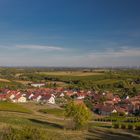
left=14, top=94, right=22, bottom=100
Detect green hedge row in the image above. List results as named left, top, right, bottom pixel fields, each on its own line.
left=112, top=122, right=140, bottom=130
left=94, top=117, right=140, bottom=123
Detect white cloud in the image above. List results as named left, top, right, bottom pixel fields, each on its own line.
left=82, top=47, right=140, bottom=67
left=15, top=45, right=64, bottom=51
left=88, top=47, right=140, bottom=58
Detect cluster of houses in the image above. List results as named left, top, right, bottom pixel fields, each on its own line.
left=0, top=88, right=55, bottom=104
left=0, top=88, right=89, bottom=104
left=63, top=90, right=139, bottom=116
left=93, top=92, right=140, bottom=116
left=0, top=87, right=140, bottom=116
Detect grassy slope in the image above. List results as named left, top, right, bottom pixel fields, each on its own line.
left=39, top=108, right=65, bottom=117
left=0, top=102, right=140, bottom=140
left=0, top=102, right=31, bottom=113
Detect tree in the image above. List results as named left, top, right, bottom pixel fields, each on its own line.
left=65, top=101, right=92, bottom=129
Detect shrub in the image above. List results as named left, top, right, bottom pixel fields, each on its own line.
left=100, top=118, right=103, bottom=122
left=21, top=126, right=46, bottom=140
left=0, top=126, right=46, bottom=140
left=120, top=123, right=126, bottom=129
left=135, top=124, right=140, bottom=130
left=127, top=123, right=133, bottom=129
left=113, top=123, right=119, bottom=129
left=0, top=126, right=21, bottom=140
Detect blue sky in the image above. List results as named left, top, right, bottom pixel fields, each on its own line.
left=0, top=0, right=140, bottom=67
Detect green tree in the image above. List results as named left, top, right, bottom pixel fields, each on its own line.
left=65, top=101, right=92, bottom=129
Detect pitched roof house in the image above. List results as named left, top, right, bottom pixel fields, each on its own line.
left=12, top=94, right=27, bottom=103
left=41, top=94, right=55, bottom=104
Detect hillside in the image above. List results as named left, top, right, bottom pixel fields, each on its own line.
left=0, top=102, right=140, bottom=140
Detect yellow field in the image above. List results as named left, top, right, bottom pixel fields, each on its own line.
left=15, top=80, right=31, bottom=85
left=47, top=81, right=68, bottom=87
left=38, top=71, right=104, bottom=76
left=0, top=78, right=10, bottom=82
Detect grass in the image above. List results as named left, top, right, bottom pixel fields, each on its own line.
left=0, top=125, right=85, bottom=140
left=0, top=102, right=32, bottom=114
left=0, top=116, right=33, bottom=126
left=92, top=79, right=119, bottom=84
left=0, top=81, right=25, bottom=89
left=39, top=73, right=109, bottom=82
left=38, top=108, right=65, bottom=117
left=14, top=80, right=31, bottom=85
left=88, top=126, right=140, bottom=140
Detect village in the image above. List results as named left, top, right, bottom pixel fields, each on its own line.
left=0, top=82, right=140, bottom=117
left=0, top=0, right=140, bottom=139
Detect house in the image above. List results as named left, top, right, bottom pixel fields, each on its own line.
left=112, top=95, right=121, bottom=103
left=115, top=106, right=129, bottom=115
left=126, top=95, right=130, bottom=100
left=41, top=94, right=55, bottom=104
left=7, top=93, right=15, bottom=100
left=120, top=94, right=140, bottom=114
left=0, top=94, right=6, bottom=101
left=30, top=83, right=45, bottom=88
left=5, top=90, right=21, bottom=100
left=77, top=92, right=85, bottom=100
left=26, top=93, right=34, bottom=100
left=48, top=96, right=55, bottom=104
left=13, top=94, right=27, bottom=103
left=32, top=94, right=42, bottom=102
left=94, top=104, right=117, bottom=115
left=17, top=96, right=26, bottom=103
left=100, top=106, right=117, bottom=115
left=57, top=92, right=65, bottom=98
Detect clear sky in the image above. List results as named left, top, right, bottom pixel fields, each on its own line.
left=0, top=0, right=140, bottom=67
